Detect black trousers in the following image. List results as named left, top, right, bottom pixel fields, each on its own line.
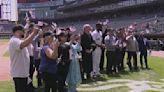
left=82, top=52, right=93, bottom=78
left=13, top=77, right=28, bottom=92
left=29, top=56, right=35, bottom=88
left=121, top=48, right=126, bottom=70
left=57, top=61, right=70, bottom=92
left=127, top=51, right=138, bottom=70
left=42, top=72, right=57, bottom=92
left=140, top=51, right=148, bottom=68
left=34, top=59, right=43, bottom=87
left=106, top=51, right=116, bottom=74
left=100, top=48, right=105, bottom=71
left=79, top=59, right=84, bottom=79
left=115, top=49, right=123, bottom=72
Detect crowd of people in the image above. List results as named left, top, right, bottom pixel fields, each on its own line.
left=9, top=20, right=150, bottom=92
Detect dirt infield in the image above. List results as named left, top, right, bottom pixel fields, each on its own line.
left=0, top=61, right=11, bottom=81
left=0, top=41, right=11, bottom=81
left=151, top=51, right=164, bottom=58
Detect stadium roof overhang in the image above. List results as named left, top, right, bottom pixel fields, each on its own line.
left=32, top=0, right=164, bottom=23
left=57, top=0, right=127, bottom=12
left=52, top=0, right=163, bottom=21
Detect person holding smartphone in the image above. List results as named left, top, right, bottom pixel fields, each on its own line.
left=39, top=31, right=60, bottom=92
left=9, top=25, right=39, bottom=92
left=57, top=32, right=71, bottom=92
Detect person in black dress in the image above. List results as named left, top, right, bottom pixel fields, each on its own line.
left=57, top=32, right=71, bottom=92
left=100, top=29, right=108, bottom=71
left=81, top=24, right=95, bottom=80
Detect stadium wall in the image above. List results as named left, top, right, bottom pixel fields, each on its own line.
left=18, top=0, right=49, bottom=3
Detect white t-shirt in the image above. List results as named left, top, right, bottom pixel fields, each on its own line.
left=91, top=30, right=102, bottom=46
left=9, top=36, right=30, bottom=78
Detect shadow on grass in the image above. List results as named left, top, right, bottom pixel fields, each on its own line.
left=35, top=88, right=44, bottom=92
left=34, top=87, right=68, bottom=92
left=101, top=69, right=130, bottom=76
left=131, top=69, right=140, bottom=72
left=119, top=70, right=130, bottom=75
left=81, top=76, right=108, bottom=84
left=142, top=68, right=152, bottom=71
left=107, top=73, right=121, bottom=78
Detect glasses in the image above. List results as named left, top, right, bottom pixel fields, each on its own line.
left=63, top=35, right=68, bottom=38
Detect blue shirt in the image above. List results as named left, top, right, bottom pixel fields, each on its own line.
left=39, top=44, right=58, bottom=74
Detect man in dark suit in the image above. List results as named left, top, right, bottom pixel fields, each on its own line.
left=100, top=29, right=108, bottom=71
left=137, top=32, right=149, bottom=69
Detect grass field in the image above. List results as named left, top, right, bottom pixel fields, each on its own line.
left=0, top=56, right=164, bottom=92
left=79, top=86, right=130, bottom=92
left=0, top=38, right=164, bottom=91
left=0, top=39, right=9, bottom=43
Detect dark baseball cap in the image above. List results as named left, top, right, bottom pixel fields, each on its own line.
left=58, top=32, right=67, bottom=37
left=12, top=25, right=24, bottom=33
left=43, top=31, right=54, bottom=38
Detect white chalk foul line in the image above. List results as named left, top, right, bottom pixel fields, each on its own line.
left=77, top=79, right=164, bottom=92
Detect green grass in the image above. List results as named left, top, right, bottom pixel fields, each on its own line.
left=148, top=56, right=164, bottom=81
left=79, top=82, right=127, bottom=88
left=145, top=90, right=161, bottom=92
left=3, top=51, right=9, bottom=57
left=81, top=56, right=164, bottom=83
left=0, top=81, right=14, bottom=92
left=0, top=39, right=9, bottom=43
left=0, top=78, right=43, bottom=92
left=0, top=56, right=164, bottom=92
left=102, top=86, right=130, bottom=92
left=79, top=86, right=130, bottom=92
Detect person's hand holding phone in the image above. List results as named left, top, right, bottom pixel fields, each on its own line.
left=53, top=39, right=60, bottom=49
left=33, top=25, right=40, bottom=35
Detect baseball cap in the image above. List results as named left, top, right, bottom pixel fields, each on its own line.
left=43, top=31, right=54, bottom=38
left=12, top=25, right=24, bottom=33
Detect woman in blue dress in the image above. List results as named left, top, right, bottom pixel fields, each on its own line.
left=66, top=34, right=82, bottom=92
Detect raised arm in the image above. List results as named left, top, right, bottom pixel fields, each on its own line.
left=20, top=28, right=38, bottom=49
left=45, top=41, right=60, bottom=60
